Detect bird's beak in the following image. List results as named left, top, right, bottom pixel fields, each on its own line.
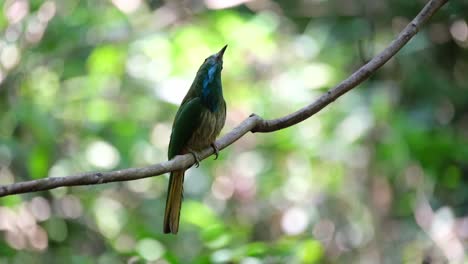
left=215, top=45, right=228, bottom=61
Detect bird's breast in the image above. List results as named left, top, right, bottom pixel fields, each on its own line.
left=186, top=103, right=226, bottom=151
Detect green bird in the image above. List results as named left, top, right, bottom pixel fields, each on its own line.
left=164, top=45, right=228, bottom=234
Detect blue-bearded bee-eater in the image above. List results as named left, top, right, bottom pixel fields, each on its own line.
left=164, top=45, right=227, bottom=234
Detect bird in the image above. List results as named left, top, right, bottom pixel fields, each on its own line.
left=164, top=45, right=228, bottom=234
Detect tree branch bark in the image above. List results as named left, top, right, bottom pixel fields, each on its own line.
left=0, top=0, right=449, bottom=197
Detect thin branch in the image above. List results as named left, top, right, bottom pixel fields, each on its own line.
left=0, top=0, right=449, bottom=197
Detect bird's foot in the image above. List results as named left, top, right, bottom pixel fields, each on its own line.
left=188, top=150, right=201, bottom=168
left=211, top=143, right=220, bottom=160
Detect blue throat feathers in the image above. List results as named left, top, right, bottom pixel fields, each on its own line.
left=201, top=64, right=221, bottom=112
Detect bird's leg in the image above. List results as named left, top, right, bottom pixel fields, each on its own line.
left=211, top=143, right=220, bottom=160
left=187, top=149, right=201, bottom=168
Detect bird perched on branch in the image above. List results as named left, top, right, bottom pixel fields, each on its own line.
left=164, top=45, right=228, bottom=234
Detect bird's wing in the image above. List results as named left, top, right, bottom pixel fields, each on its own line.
left=168, top=97, right=204, bottom=159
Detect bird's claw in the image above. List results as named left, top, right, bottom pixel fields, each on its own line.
left=188, top=150, right=201, bottom=168
left=211, top=143, right=219, bottom=160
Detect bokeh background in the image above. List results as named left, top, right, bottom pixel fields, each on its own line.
left=0, top=0, right=467, bottom=263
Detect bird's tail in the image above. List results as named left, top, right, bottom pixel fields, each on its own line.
left=163, top=170, right=185, bottom=234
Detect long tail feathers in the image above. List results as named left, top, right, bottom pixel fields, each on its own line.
left=163, top=170, right=185, bottom=234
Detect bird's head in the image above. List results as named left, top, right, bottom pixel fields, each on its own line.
left=196, top=45, right=227, bottom=88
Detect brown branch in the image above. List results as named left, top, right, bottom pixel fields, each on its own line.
left=0, top=0, right=449, bottom=197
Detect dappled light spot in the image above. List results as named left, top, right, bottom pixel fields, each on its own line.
left=281, top=207, right=309, bottom=235
left=5, top=0, right=29, bottom=24
left=205, top=0, right=250, bottom=9
left=0, top=207, right=16, bottom=231
left=297, top=117, right=322, bottom=143
left=125, top=177, right=153, bottom=194
left=414, top=197, right=434, bottom=230
left=17, top=205, right=36, bottom=231
left=48, top=160, right=73, bottom=179
left=293, top=35, right=320, bottom=60
left=211, top=249, right=233, bottom=263
left=271, top=71, right=308, bottom=105
left=49, top=184, right=70, bottom=198
left=302, top=63, right=333, bottom=90
left=136, top=238, right=165, bottom=261
left=86, top=140, right=121, bottom=169
left=127, top=34, right=172, bottom=82
left=230, top=152, right=262, bottom=200
left=234, top=175, right=256, bottom=201
left=282, top=174, right=310, bottom=203
left=0, top=44, right=20, bottom=70
left=126, top=54, right=147, bottom=79
left=29, top=67, right=60, bottom=109
left=131, top=141, right=163, bottom=167
left=157, top=78, right=192, bottom=104
left=57, top=195, right=83, bottom=219
left=221, top=12, right=278, bottom=59
left=430, top=207, right=466, bottom=262
left=27, top=225, right=48, bottom=251
left=346, top=223, right=366, bottom=248
left=151, top=123, right=171, bottom=149
left=49, top=187, right=69, bottom=198
left=284, top=154, right=312, bottom=201
left=450, top=20, right=468, bottom=42
left=212, top=175, right=234, bottom=201
left=235, top=151, right=265, bottom=178
left=431, top=207, right=454, bottom=237
left=37, top=1, right=56, bottom=23
left=5, top=24, right=21, bottom=42
left=240, top=257, right=262, bottom=264
left=184, top=169, right=209, bottom=195
left=93, top=197, right=127, bottom=238
left=336, top=108, right=372, bottom=143
left=25, top=18, right=46, bottom=44
left=29, top=197, right=51, bottom=222
left=5, top=229, right=26, bottom=250
left=111, top=0, right=141, bottom=14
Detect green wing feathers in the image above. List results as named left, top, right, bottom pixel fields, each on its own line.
left=168, top=98, right=204, bottom=159
left=165, top=98, right=203, bottom=234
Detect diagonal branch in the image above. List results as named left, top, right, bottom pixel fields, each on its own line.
left=0, top=0, right=449, bottom=197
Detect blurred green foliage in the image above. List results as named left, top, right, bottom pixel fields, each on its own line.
left=0, top=0, right=467, bottom=263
